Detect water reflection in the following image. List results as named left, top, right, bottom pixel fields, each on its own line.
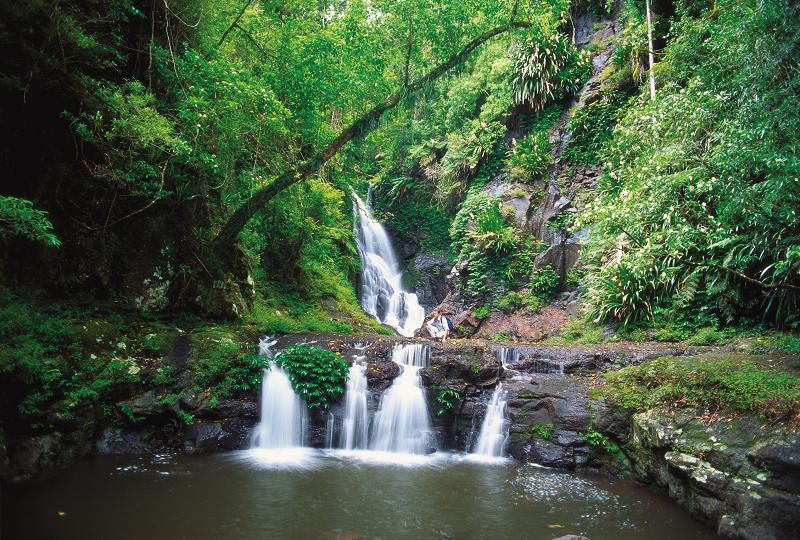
left=3, top=453, right=720, bottom=540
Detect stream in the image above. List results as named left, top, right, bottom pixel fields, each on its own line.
left=2, top=451, right=719, bottom=540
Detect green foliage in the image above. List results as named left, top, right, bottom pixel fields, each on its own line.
left=563, top=91, right=630, bottom=166
left=581, top=0, right=800, bottom=327
left=529, top=421, right=555, bottom=440
left=0, top=289, right=146, bottom=425
left=152, top=364, right=177, bottom=386
left=580, top=427, right=620, bottom=454
left=511, top=28, right=592, bottom=111
left=566, top=266, right=586, bottom=289
left=492, top=331, right=510, bottom=343
left=383, top=199, right=451, bottom=254
left=529, top=266, right=560, bottom=300
left=474, top=305, right=491, bottom=320
left=748, top=333, right=800, bottom=354
left=507, top=131, right=553, bottom=181
left=547, top=317, right=605, bottom=345
left=191, top=333, right=269, bottom=401
left=276, top=345, right=348, bottom=410
left=0, top=196, right=61, bottom=246
left=593, top=355, right=800, bottom=421
left=450, top=193, right=499, bottom=261
left=435, top=388, right=461, bottom=416
left=496, top=291, right=543, bottom=313
left=466, top=200, right=518, bottom=253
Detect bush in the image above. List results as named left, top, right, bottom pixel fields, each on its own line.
left=276, top=345, right=348, bottom=409
left=547, top=318, right=605, bottom=345
left=435, top=388, right=461, bottom=416
left=530, top=266, right=560, bottom=300
left=496, top=291, right=542, bottom=313
left=562, top=91, right=629, bottom=166
left=473, top=305, right=491, bottom=320
left=191, top=334, right=269, bottom=401
left=529, top=422, right=555, bottom=440
left=593, top=355, right=800, bottom=421
left=581, top=427, right=620, bottom=454
left=0, top=196, right=61, bottom=246
left=507, top=131, right=553, bottom=181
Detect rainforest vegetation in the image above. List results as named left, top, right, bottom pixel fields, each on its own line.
left=0, top=0, right=798, bottom=432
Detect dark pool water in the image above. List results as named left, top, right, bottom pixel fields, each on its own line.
left=2, top=450, right=719, bottom=540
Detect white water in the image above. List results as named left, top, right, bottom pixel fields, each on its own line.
left=370, top=343, right=434, bottom=454
left=339, top=358, right=369, bottom=450
left=471, top=384, right=509, bottom=458
left=249, top=337, right=312, bottom=465
left=353, top=193, right=425, bottom=337
left=496, top=346, right=528, bottom=381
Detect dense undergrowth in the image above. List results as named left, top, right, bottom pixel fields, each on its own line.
left=579, top=0, right=800, bottom=328
left=592, top=355, right=800, bottom=422
left=0, top=286, right=375, bottom=428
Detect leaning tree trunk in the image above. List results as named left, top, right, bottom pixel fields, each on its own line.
left=211, top=21, right=532, bottom=249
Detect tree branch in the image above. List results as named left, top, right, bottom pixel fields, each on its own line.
left=212, top=21, right=532, bottom=247
left=233, top=23, right=275, bottom=60
left=403, top=13, right=414, bottom=88
left=217, top=0, right=253, bottom=48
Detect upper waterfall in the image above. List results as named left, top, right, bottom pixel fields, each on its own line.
left=352, top=192, right=425, bottom=337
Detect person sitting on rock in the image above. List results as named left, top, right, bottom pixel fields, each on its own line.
left=425, top=309, right=450, bottom=342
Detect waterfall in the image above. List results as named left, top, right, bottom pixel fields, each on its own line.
left=352, top=193, right=425, bottom=337
left=471, top=384, right=509, bottom=458
left=497, top=346, right=527, bottom=381
left=325, top=412, right=336, bottom=449
left=496, top=347, right=519, bottom=367
left=339, top=358, right=369, bottom=450
left=250, top=337, right=309, bottom=451
left=370, top=343, right=435, bottom=454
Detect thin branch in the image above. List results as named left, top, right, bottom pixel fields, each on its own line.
left=107, top=160, right=170, bottom=227
left=217, top=0, right=254, bottom=48
left=163, top=0, right=202, bottom=28
left=234, top=23, right=275, bottom=60
left=403, top=13, right=414, bottom=88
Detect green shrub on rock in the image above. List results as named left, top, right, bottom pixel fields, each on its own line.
left=276, top=345, right=348, bottom=409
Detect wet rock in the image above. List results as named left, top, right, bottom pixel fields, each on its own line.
left=746, top=431, right=800, bottom=493
left=9, top=432, right=92, bottom=480
left=95, top=428, right=154, bottom=455
left=504, top=375, right=593, bottom=467
left=167, top=334, right=192, bottom=370
left=365, top=358, right=400, bottom=392
left=118, top=390, right=168, bottom=417
left=186, top=419, right=254, bottom=453
left=412, top=251, right=451, bottom=311
left=597, top=406, right=800, bottom=540
left=530, top=439, right=575, bottom=468
left=185, top=396, right=259, bottom=420
left=553, top=535, right=591, bottom=540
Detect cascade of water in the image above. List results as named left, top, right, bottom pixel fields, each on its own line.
left=496, top=346, right=520, bottom=367
left=497, top=346, right=528, bottom=381
left=370, top=343, right=434, bottom=454
left=339, top=357, right=370, bottom=450
left=250, top=337, right=309, bottom=450
left=352, top=192, right=425, bottom=337
left=471, top=384, right=509, bottom=457
left=532, top=358, right=566, bottom=375
left=325, top=412, right=336, bottom=449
